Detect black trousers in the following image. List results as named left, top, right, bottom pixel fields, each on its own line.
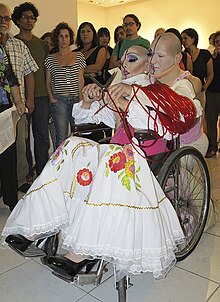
left=205, top=90, right=220, bottom=152
left=0, top=104, right=18, bottom=210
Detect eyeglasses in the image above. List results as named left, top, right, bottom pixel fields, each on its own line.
left=21, top=15, right=37, bottom=22
left=123, top=22, right=135, bottom=27
left=0, top=16, right=11, bottom=22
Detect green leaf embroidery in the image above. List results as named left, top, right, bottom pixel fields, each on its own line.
left=122, top=175, right=131, bottom=191
left=118, top=170, right=124, bottom=179
left=105, top=151, right=111, bottom=157
left=136, top=166, right=141, bottom=173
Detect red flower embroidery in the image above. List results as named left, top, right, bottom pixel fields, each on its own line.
left=109, top=151, right=126, bottom=173
left=77, top=168, right=93, bottom=186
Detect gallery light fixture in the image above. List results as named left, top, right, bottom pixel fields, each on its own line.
left=79, top=0, right=136, bottom=7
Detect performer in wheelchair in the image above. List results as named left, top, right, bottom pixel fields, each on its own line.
left=1, top=33, right=203, bottom=282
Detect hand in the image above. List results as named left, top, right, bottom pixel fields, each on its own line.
left=201, top=84, right=208, bottom=92
left=26, top=96, right=35, bottom=113
left=108, top=83, right=132, bottom=101
left=49, top=98, right=57, bottom=104
left=81, top=94, right=97, bottom=109
left=82, top=83, right=102, bottom=100
left=15, top=101, right=26, bottom=116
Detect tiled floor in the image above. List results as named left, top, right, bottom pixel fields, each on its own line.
left=0, top=154, right=220, bottom=302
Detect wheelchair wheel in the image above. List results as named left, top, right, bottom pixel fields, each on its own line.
left=157, top=147, right=210, bottom=261
left=116, top=276, right=127, bottom=302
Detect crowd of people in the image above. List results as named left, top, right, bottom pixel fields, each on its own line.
left=0, top=0, right=220, bottom=283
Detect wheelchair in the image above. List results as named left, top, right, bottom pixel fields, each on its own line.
left=8, top=122, right=210, bottom=302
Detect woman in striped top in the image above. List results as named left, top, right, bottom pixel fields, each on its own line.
left=45, top=22, right=86, bottom=148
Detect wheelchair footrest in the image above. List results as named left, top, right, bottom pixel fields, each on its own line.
left=52, top=271, right=97, bottom=285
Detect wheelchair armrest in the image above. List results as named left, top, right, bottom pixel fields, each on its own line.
left=134, top=129, right=159, bottom=142
left=72, top=123, right=112, bottom=134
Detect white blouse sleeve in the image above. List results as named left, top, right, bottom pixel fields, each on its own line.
left=172, top=79, right=203, bottom=118
left=72, top=101, right=116, bottom=128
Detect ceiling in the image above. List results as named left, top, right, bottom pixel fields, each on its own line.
left=79, top=0, right=137, bottom=7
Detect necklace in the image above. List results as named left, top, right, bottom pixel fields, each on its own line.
left=81, top=47, right=92, bottom=55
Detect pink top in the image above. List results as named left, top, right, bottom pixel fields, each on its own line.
left=110, top=123, right=168, bottom=156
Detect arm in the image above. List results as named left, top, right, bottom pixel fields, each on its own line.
left=186, top=54, right=193, bottom=74
left=109, top=54, right=121, bottom=69
left=202, top=58, right=214, bottom=92
left=78, top=68, right=85, bottom=101
left=24, top=72, right=35, bottom=113
left=45, top=68, right=56, bottom=103
left=85, top=47, right=106, bottom=74
left=10, top=85, right=26, bottom=115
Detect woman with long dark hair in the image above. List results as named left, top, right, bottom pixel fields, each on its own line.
left=74, top=22, right=106, bottom=85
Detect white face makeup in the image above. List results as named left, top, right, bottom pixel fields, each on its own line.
left=121, top=46, right=148, bottom=79
left=148, top=35, right=178, bottom=78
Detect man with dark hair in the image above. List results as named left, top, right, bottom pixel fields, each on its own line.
left=12, top=2, right=50, bottom=178
left=0, top=3, right=38, bottom=193
left=109, top=14, right=150, bottom=69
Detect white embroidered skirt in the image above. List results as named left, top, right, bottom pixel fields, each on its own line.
left=2, top=136, right=184, bottom=280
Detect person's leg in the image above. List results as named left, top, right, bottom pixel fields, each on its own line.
left=51, top=96, right=69, bottom=148
left=0, top=143, right=18, bottom=211
left=32, top=96, right=50, bottom=176
left=25, top=114, right=34, bottom=181
left=16, top=115, right=29, bottom=187
left=205, top=91, right=218, bottom=154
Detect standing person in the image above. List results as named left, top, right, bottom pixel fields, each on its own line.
left=0, top=3, right=38, bottom=193
left=205, top=31, right=220, bottom=158
left=97, top=27, right=113, bottom=82
left=112, top=25, right=126, bottom=65
left=45, top=22, right=86, bottom=148
left=41, top=32, right=53, bottom=53
left=74, top=22, right=106, bottom=86
left=181, top=28, right=213, bottom=109
left=114, top=25, right=126, bottom=45
left=154, top=27, right=165, bottom=38
left=0, top=44, right=26, bottom=211
left=12, top=2, right=50, bottom=178
left=109, top=14, right=150, bottom=69
left=207, top=33, right=215, bottom=54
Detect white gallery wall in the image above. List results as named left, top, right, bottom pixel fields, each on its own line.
left=78, top=0, right=220, bottom=48
left=6, top=0, right=220, bottom=48
left=7, top=0, right=78, bottom=37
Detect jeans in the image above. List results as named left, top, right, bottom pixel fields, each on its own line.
left=205, top=90, right=220, bottom=152
left=51, top=95, right=79, bottom=148
left=32, top=96, right=50, bottom=176
left=16, top=114, right=29, bottom=187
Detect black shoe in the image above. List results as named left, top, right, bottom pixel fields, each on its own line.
left=46, top=255, right=98, bottom=278
left=205, top=150, right=216, bottom=158
left=18, top=183, right=31, bottom=193
left=5, top=234, right=33, bottom=251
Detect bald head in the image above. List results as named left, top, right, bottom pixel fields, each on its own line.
left=152, top=32, right=182, bottom=55
left=148, top=32, right=182, bottom=80
left=0, top=3, right=10, bottom=14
